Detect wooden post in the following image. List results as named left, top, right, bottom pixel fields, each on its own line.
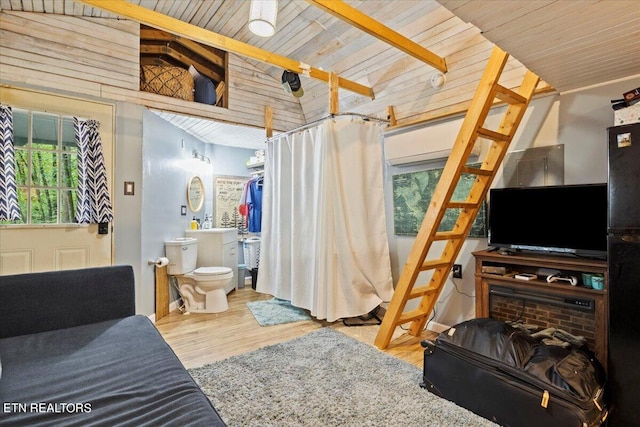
left=155, top=265, right=170, bottom=321
left=387, top=106, right=397, bottom=126
left=265, top=106, right=273, bottom=138
left=329, top=72, right=339, bottom=115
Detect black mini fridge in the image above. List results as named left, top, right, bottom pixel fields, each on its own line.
left=607, top=123, right=640, bottom=426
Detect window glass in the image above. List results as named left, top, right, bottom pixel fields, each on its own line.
left=12, top=109, right=29, bottom=147
left=31, top=113, right=58, bottom=150
left=30, top=188, right=58, bottom=224
left=61, top=117, right=78, bottom=189
left=31, top=151, right=58, bottom=186
left=3, top=109, right=79, bottom=225
left=14, top=188, right=28, bottom=225
left=60, top=190, right=77, bottom=223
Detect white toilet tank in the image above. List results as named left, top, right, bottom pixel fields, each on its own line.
left=165, top=238, right=198, bottom=275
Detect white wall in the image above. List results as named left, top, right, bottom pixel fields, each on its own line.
left=113, top=102, right=145, bottom=312
left=383, top=76, right=640, bottom=331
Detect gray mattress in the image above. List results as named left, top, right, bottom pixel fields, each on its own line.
left=0, top=315, right=225, bottom=426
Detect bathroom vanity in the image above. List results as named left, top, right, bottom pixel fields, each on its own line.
left=186, top=228, right=238, bottom=294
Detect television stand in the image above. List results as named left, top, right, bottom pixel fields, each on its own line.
left=473, top=249, right=608, bottom=370
left=496, top=248, right=515, bottom=256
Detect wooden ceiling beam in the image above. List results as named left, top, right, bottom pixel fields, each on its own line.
left=307, top=0, right=447, bottom=73
left=76, top=0, right=374, bottom=99
left=141, top=27, right=226, bottom=69
left=140, top=45, right=224, bottom=82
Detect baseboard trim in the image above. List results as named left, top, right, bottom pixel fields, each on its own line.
left=150, top=300, right=181, bottom=324
left=377, top=305, right=450, bottom=334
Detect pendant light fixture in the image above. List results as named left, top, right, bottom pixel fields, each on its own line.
left=248, top=0, right=278, bottom=37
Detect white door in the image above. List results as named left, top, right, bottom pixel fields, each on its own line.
left=0, top=87, right=114, bottom=275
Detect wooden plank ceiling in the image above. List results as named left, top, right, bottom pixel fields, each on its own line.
left=1, top=0, right=638, bottom=149
left=438, top=0, right=640, bottom=92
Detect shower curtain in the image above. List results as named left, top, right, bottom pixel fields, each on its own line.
left=256, top=116, right=393, bottom=322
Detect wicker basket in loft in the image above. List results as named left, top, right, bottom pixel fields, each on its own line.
left=140, top=64, right=194, bottom=101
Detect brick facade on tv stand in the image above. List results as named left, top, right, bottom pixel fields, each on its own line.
left=490, top=295, right=597, bottom=353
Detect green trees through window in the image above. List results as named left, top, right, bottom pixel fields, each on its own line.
left=10, top=109, right=78, bottom=225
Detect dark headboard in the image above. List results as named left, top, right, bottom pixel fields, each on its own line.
left=0, top=265, right=135, bottom=338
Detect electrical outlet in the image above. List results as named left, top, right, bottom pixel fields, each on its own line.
left=452, top=264, right=462, bottom=278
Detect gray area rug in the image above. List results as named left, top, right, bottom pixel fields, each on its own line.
left=246, top=297, right=312, bottom=326
left=189, top=328, right=497, bottom=427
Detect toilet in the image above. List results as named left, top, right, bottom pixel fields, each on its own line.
left=164, top=237, right=233, bottom=313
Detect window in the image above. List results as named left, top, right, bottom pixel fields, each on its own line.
left=10, top=109, right=78, bottom=225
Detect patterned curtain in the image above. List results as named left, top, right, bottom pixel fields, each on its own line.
left=75, top=117, right=113, bottom=224
left=0, top=105, right=21, bottom=221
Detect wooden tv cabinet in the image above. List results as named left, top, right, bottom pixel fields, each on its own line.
left=473, top=249, right=608, bottom=369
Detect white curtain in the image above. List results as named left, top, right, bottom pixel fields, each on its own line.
left=256, top=117, right=393, bottom=322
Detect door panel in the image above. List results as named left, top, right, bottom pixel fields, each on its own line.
left=0, top=250, right=33, bottom=275
left=0, top=88, right=114, bottom=275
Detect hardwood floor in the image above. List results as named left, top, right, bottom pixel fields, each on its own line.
left=155, top=287, right=438, bottom=370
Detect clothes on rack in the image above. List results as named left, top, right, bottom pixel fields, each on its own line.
left=239, top=176, right=263, bottom=232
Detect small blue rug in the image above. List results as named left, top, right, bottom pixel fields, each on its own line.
left=246, top=298, right=312, bottom=326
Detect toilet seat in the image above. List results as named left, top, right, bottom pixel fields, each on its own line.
left=194, top=266, right=232, bottom=276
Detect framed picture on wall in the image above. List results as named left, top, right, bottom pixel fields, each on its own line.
left=392, top=163, right=487, bottom=237
left=214, top=175, right=248, bottom=231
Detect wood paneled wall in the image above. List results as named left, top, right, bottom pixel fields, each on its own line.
left=0, top=8, right=550, bottom=132
left=0, top=11, right=306, bottom=132
left=0, top=12, right=139, bottom=97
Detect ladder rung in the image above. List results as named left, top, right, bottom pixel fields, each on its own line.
left=398, top=309, right=429, bottom=324
left=374, top=47, right=540, bottom=351
left=434, top=231, right=465, bottom=241
left=409, top=284, right=440, bottom=299
left=495, top=84, right=527, bottom=105
left=420, top=259, right=451, bottom=271
left=461, top=166, right=492, bottom=176
left=447, top=201, right=480, bottom=209
left=477, top=127, right=510, bottom=142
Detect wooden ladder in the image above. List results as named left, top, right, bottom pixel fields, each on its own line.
left=374, top=46, right=540, bottom=349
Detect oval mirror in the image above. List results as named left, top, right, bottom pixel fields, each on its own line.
left=187, top=176, right=205, bottom=212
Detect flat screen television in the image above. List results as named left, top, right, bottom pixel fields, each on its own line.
left=488, top=184, right=607, bottom=259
